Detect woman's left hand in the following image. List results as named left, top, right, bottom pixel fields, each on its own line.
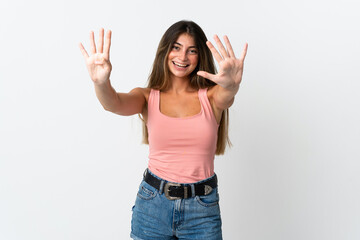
left=197, top=35, right=248, bottom=92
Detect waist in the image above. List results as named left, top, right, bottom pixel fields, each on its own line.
left=148, top=156, right=215, bottom=183
left=143, top=168, right=218, bottom=200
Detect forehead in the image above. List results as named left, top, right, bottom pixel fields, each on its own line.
left=174, top=33, right=196, bottom=46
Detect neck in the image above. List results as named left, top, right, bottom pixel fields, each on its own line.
left=165, top=75, right=194, bottom=94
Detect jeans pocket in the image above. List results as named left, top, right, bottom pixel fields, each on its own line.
left=137, top=181, right=157, bottom=200
left=195, top=187, right=219, bottom=207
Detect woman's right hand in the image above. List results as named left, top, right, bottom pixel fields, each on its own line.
left=79, top=28, right=112, bottom=85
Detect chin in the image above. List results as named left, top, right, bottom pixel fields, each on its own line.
left=169, top=68, right=196, bottom=80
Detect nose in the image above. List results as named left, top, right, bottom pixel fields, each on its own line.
left=178, top=49, right=188, bottom=61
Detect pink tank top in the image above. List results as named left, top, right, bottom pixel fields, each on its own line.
left=146, top=88, right=219, bottom=183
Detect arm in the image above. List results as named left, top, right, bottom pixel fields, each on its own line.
left=198, top=35, right=248, bottom=110
left=210, top=84, right=238, bottom=110
left=79, top=29, right=145, bottom=116
left=94, top=81, right=146, bottom=116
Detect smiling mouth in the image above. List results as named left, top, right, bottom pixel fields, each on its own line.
left=172, top=61, right=189, bottom=68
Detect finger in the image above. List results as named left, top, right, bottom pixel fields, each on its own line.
left=78, top=43, right=89, bottom=58
left=197, top=71, right=217, bottom=82
left=104, top=30, right=112, bottom=59
left=89, top=31, right=96, bottom=54
left=214, top=35, right=229, bottom=58
left=97, top=28, right=104, bottom=53
left=239, top=43, right=248, bottom=61
left=223, top=35, right=236, bottom=58
left=206, top=41, right=223, bottom=63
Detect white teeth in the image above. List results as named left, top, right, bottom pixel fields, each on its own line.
left=173, top=62, right=187, bottom=67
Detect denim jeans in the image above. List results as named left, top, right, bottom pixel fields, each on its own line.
left=130, top=170, right=222, bottom=240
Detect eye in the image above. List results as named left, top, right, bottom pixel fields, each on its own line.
left=189, top=49, right=198, bottom=54
left=172, top=45, right=180, bottom=50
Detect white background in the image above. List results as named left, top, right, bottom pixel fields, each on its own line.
left=1, top=0, right=359, bottom=239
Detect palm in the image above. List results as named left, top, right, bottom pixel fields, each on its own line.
left=197, top=35, right=248, bottom=90
left=216, top=57, right=244, bottom=89
left=79, top=28, right=112, bottom=84
left=86, top=53, right=112, bottom=83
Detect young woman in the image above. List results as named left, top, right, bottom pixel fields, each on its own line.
left=79, top=20, right=248, bottom=240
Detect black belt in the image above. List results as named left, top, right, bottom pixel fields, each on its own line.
left=143, top=169, right=218, bottom=200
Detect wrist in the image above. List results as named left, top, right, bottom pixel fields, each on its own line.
left=93, top=78, right=111, bottom=87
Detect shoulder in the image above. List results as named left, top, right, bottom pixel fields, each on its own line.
left=130, top=87, right=151, bottom=102
left=206, top=85, right=224, bottom=124
left=206, top=85, right=216, bottom=98
left=206, top=85, right=219, bottom=107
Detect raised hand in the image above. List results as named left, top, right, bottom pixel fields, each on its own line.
left=79, top=28, right=112, bottom=85
left=197, top=35, right=248, bottom=91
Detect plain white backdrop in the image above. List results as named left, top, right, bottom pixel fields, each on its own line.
left=1, top=0, right=359, bottom=239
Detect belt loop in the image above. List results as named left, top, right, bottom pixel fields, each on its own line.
left=191, top=184, right=195, bottom=198
left=159, top=180, right=165, bottom=194
left=143, top=168, right=148, bottom=179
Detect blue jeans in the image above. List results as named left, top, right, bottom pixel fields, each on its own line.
left=131, top=170, right=222, bottom=240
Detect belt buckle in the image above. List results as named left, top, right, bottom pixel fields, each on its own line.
left=164, top=182, right=187, bottom=200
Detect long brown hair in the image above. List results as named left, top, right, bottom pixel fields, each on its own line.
left=140, top=20, right=231, bottom=155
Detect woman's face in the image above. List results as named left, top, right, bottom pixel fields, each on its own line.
left=167, top=33, right=199, bottom=80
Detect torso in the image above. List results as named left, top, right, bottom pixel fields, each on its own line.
left=139, top=86, right=223, bottom=124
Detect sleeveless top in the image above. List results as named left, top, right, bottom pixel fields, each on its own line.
left=146, top=88, right=219, bottom=183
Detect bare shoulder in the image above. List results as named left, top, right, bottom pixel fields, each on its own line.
left=130, top=87, right=151, bottom=102
left=206, top=85, right=217, bottom=99
left=206, top=85, right=223, bottom=124
left=206, top=85, right=221, bottom=106
left=129, top=87, right=151, bottom=121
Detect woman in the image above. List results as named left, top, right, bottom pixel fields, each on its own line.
left=79, top=20, right=248, bottom=240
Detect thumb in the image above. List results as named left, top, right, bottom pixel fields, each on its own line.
left=197, top=71, right=216, bottom=81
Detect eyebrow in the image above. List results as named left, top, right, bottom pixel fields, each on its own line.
left=174, top=42, right=197, bottom=49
